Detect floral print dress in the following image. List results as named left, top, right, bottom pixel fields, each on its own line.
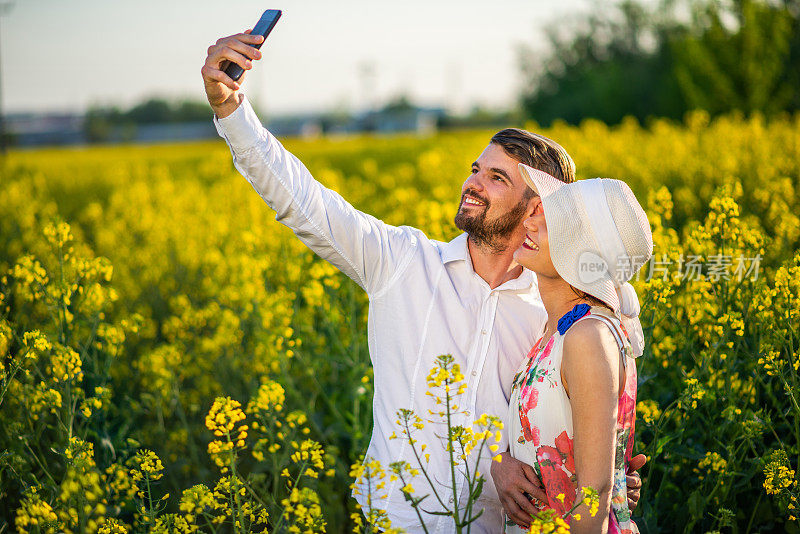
left=506, top=304, right=639, bottom=533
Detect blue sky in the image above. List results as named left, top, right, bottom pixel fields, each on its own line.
left=3, top=0, right=596, bottom=115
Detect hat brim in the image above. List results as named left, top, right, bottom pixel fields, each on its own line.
left=518, top=167, right=620, bottom=310
left=518, top=164, right=566, bottom=200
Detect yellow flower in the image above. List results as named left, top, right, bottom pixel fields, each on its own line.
left=636, top=399, right=661, bottom=424
left=763, top=450, right=797, bottom=496
left=697, top=451, right=728, bottom=480
left=98, top=518, right=128, bottom=533
left=581, top=486, right=600, bottom=516
left=246, top=380, right=286, bottom=414
left=15, top=487, right=59, bottom=533
left=129, top=449, right=165, bottom=482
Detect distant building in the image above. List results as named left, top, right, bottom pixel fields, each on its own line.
left=7, top=112, right=86, bottom=146
left=362, top=107, right=443, bottom=135
left=265, top=114, right=324, bottom=138
left=5, top=104, right=448, bottom=147
left=129, top=122, right=218, bottom=143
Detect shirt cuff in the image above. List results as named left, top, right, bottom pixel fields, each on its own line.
left=213, top=94, right=265, bottom=152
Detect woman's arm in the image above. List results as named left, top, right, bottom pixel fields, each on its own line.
left=561, top=319, right=623, bottom=534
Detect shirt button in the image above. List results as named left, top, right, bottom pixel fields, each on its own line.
left=471, top=371, right=477, bottom=377
left=481, top=329, right=487, bottom=335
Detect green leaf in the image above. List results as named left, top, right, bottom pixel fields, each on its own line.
left=654, top=434, right=675, bottom=455
left=687, top=491, right=703, bottom=520
left=422, top=509, right=454, bottom=517
left=470, top=477, right=485, bottom=501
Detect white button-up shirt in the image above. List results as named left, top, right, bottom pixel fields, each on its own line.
left=214, top=96, right=547, bottom=533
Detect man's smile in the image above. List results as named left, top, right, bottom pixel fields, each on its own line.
left=461, top=193, right=487, bottom=208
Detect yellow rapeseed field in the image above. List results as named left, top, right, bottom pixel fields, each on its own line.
left=1, top=111, right=799, bottom=532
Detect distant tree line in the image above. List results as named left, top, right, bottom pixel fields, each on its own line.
left=82, top=94, right=522, bottom=142
left=520, top=0, right=800, bottom=125
left=85, top=99, right=213, bottom=142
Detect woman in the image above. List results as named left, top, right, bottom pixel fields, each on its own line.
left=505, top=165, right=652, bottom=533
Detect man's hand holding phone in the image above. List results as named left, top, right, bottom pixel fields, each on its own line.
left=203, top=9, right=282, bottom=118
left=201, top=31, right=264, bottom=119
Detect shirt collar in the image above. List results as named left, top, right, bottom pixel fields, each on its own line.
left=441, top=233, right=470, bottom=264
left=502, top=267, right=537, bottom=292
left=441, top=233, right=537, bottom=292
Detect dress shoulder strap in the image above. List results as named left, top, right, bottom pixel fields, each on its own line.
left=574, top=310, right=630, bottom=369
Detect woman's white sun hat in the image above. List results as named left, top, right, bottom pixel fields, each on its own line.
left=519, top=163, right=654, bottom=356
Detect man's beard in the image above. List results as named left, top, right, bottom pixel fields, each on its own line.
left=454, top=192, right=528, bottom=253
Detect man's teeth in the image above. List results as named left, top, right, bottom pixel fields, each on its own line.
left=464, top=196, right=484, bottom=206
left=524, top=236, right=539, bottom=250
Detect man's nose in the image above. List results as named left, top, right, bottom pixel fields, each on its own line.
left=465, top=171, right=486, bottom=191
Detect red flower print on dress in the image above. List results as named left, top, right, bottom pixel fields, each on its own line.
left=537, top=448, right=576, bottom=515
left=519, top=387, right=540, bottom=445
left=618, top=392, right=636, bottom=425
left=617, top=391, right=636, bottom=459
left=536, top=445, right=562, bottom=467
left=508, top=309, right=640, bottom=533
left=554, top=431, right=575, bottom=473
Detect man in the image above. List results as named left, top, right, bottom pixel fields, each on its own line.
left=202, top=31, right=643, bottom=532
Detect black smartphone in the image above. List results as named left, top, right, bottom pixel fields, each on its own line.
left=224, top=9, right=282, bottom=82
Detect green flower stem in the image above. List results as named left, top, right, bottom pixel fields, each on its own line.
left=401, top=417, right=447, bottom=510
left=21, top=438, right=57, bottom=488
left=397, top=471, right=430, bottom=534
left=444, top=381, right=462, bottom=532
left=363, top=462, right=374, bottom=532
left=170, top=381, right=202, bottom=470
left=744, top=491, right=764, bottom=534
left=270, top=426, right=280, bottom=497
left=707, top=438, right=746, bottom=508
left=200, top=511, right=220, bottom=534
left=785, top=309, right=800, bottom=470
left=58, top=241, right=66, bottom=346
left=281, top=349, right=347, bottom=436
left=752, top=368, right=791, bottom=451
left=238, top=475, right=268, bottom=510
left=457, top=438, right=472, bottom=530
left=562, top=488, right=589, bottom=518
left=646, top=398, right=683, bottom=515
left=464, top=438, right=490, bottom=532
left=226, top=429, right=243, bottom=534
left=145, top=473, right=154, bottom=525
left=0, top=361, right=21, bottom=408
left=273, top=457, right=309, bottom=533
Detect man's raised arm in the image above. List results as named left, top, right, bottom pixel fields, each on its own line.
left=201, top=32, right=417, bottom=294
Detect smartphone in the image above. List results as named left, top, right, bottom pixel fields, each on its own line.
left=224, top=9, right=282, bottom=82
